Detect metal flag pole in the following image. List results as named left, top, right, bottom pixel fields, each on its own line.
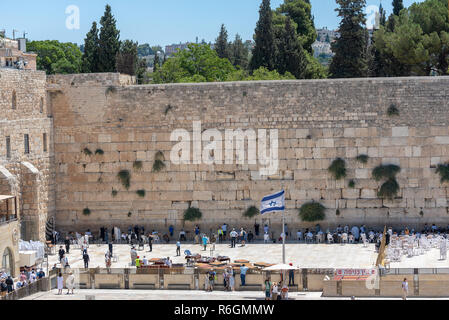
left=282, top=210, right=285, bottom=264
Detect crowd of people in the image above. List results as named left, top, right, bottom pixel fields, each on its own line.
left=0, top=267, right=46, bottom=297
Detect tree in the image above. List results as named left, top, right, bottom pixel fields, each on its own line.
left=153, top=53, right=160, bottom=72
left=116, top=40, right=138, bottom=76
left=379, top=3, right=387, bottom=26
left=82, top=22, right=99, bottom=73
left=250, top=0, right=276, bottom=71
left=329, top=0, right=368, bottom=78
left=98, top=5, right=120, bottom=72
left=392, top=0, right=404, bottom=16
left=152, top=43, right=236, bottom=83
left=137, top=43, right=153, bottom=56
left=275, top=0, right=316, bottom=54
left=230, top=34, right=249, bottom=69
left=275, top=17, right=307, bottom=78
left=215, top=24, right=231, bottom=60
left=136, top=58, right=149, bottom=84
left=374, top=0, right=449, bottom=76
left=27, top=40, right=82, bottom=74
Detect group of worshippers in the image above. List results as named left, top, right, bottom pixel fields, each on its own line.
left=56, top=271, right=75, bottom=295
left=0, top=268, right=45, bottom=296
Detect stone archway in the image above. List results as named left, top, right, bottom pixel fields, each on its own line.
left=1, top=247, right=14, bottom=276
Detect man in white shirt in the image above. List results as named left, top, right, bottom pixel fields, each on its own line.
left=351, top=225, right=360, bottom=242
left=401, top=278, right=408, bottom=300
left=222, top=223, right=227, bottom=238
left=264, top=225, right=269, bottom=234
left=296, top=230, right=302, bottom=241
left=229, top=229, right=238, bottom=248
left=142, top=256, right=148, bottom=266
left=264, top=232, right=270, bottom=243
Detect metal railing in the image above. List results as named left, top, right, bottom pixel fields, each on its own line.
left=0, top=278, right=48, bottom=300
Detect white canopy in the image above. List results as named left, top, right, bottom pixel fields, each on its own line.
left=262, top=263, right=299, bottom=271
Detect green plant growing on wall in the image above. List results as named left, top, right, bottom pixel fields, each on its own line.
left=117, top=170, right=131, bottom=190
left=372, top=164, right=401, bottom=181
left=336, top=209, right=341, bottom=216
left=83, top=208, right=91, bottom=216
left=299, top=202, right=326, bottom=222
left=377, top=178, right=400, bottom=200
left=106, top=86, right=117, bottom=95
left=95, top=149, right=104, bottom=155
left=356, top=154, right=369, bottom=164
left=164, top=104, right=173, bottom=115
left=152, top=151, right=166, bottom=172
left=436, top=163, right=449, bottom=183
left=133, top=160, right=143, bottom=171
left=82, top=147, right=92, bottom=156
left=372, top=164, right=401, bottom=200
left=243, top=206, right=259, bottom=218
left=183, top=207, right=202, bottom=222
left=328, top=158, right=346, bottom=180
left=348, top=179, right=355, bottom=188
left=111, top=189, right=118, bottom=197
left=128, top=212, right=132, bottom=217
left=136, top=189, right=146, bottom=198
left=387, top=104, right=399, bottom=116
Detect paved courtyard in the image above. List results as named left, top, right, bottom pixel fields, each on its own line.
left=45, top=241, right=449, bottom=269
left=48, top=242, right=379, bottom=269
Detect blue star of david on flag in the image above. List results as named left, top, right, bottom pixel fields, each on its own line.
left=260, top=190, right=285, bottom=215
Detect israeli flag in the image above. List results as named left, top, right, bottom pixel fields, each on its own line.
left=260, top=190, right=285, bottom=215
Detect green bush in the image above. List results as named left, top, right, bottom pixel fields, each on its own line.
left=387, top=104, right=399, bottom=116
left=184, top=207, right=202, bottom=222
left=82, top=147, right=92, bottom=156
left=152, top=159, right=165, bottom=172
left=128, top=212, right=132, bottom=217
left=243, top=206, right=259, bottom=218
left=299, top=202, right=326, bottom=222
left=95, top=149, right=104, bottom=155
left=117, top=170, right=131, bottom=190
left=436, top=163, right=449, bottom=183
left=348, top=179, right=355, bottom=188
left=111, top=189, right=118, bottom=197
left=136, top=189, right=146, bottom=198
left=133, top=160, right=143, bottom=170
left=82, top=208, right=91, bottom=216
left=372, top=164, right=401, bottom=181
left=378, top=178, right=400, bottom=199
left=328, top=158, right=346, bottom=180
left=356, top=154, right=369, bottom=164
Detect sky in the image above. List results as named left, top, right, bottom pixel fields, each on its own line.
left=0, top=0, right=423, bottom=48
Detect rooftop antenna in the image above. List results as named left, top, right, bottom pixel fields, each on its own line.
left=22, top=31, right=28, bottom=39
left=13, top=29, right=19, bottom=40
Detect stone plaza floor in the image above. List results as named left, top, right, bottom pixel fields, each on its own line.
left=22, top=289, right=449, bottom=300
left=48, top=242, right=379, bottom=269
left=46, top=241, right=449, bottom=269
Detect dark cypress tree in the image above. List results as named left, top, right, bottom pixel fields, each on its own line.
left=98, top=5, right=120, bottom=72
left=392, top=0, right=404, bottom=16
left=329, top=0, right=368, bottom=78
left=250, top=0, right=276, bottom=71
left=82, top=22, right=99, bottom=73
left=153, top=53, right=160, bottom=72
left=116, top=40, right=138, bottom=76
left=215, top=24, right=231, bottom=60
left=379, top=3, right=386, bottom=27
left=275, top=17, right=307, bottom=78
left=230, top=34, right=249, bottom=69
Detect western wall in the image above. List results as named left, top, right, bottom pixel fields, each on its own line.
left=46, top=73, right=449, bottom=235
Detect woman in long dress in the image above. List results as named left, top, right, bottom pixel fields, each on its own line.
left=57, top=273, right=63, bottom=295
left=66, top=272, right=75, bottom=295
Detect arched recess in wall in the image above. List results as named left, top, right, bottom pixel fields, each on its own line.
left=2, top=247, right=14, bottom=277
left=20, top=162, right=41, bottom=242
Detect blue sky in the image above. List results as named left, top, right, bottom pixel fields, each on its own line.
left=0, top=0, right=422, bottom=47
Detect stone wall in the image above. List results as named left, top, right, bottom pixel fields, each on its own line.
left=49, top=74, right=449, bottom=234
left=0, top=69, right=55, bottom=241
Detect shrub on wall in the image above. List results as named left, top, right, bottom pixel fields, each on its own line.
left=83, top=208, right=91, bottom=216
left=377, top=178, right=400, bottom=199
left=111, top=189, right=118, bottom=197
left=184, top=207, right=202, bottom=222
left=82, top=147, right=92, bottom=156
left=436, top=163, right=449, bottom=183
left=328, top=158, right=346, bottom=180
left=117, top=170, right=131, bottom=190
left=348, top=179, right=355, bottom=188
left=95, top=149, right=104, bottom=155
left=299, top=202, right=326, bottom=222
left=133, top=160, right=143, bottom=171
left=243, top=206, right=259, bottom=218
left=372, top=164, right=401, bottom=181
left=152, top=151, right=166, bottom=172
left=136, top=189, right=146, bottom=198
left=356, top=154, right=369, bottom=164
left=387, top=104, right=399, bottom=116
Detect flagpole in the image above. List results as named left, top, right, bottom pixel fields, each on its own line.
left=282, top=210, right=285, bottom=264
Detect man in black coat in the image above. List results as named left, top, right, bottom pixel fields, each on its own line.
left=5, top=276, right=14, bottom=293
left=64, top=237, right=71, bottom=254
left=58, top=246, right=65, bottom=262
